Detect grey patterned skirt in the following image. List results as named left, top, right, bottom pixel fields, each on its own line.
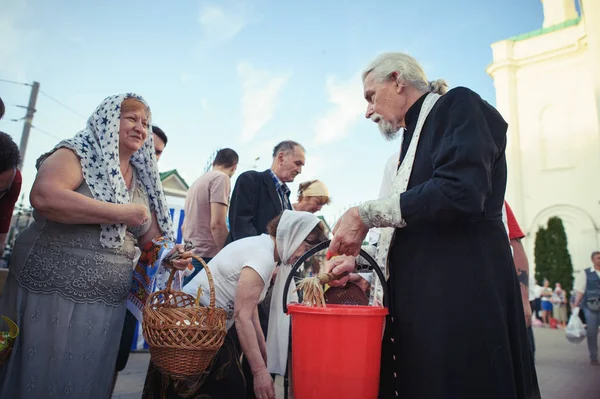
left=0, top=273, right=127, bottom=398
left=0, top=213, right=137, bottom=399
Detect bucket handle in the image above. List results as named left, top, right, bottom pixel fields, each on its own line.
left=282, top=240, right=390, bottom=313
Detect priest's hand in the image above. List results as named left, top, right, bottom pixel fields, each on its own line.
left=330, top=207, right=369, bottom=256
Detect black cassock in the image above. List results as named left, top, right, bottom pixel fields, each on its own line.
left=378, top=88, right=540, bottom=399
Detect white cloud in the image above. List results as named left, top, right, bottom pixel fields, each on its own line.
left=237, top=61, right=291, bottom=143
left=197, top=3, right=252, bottom=43
left=200, top=98, right=209, bottom=110
left=313, top=74, right=365, bottom=144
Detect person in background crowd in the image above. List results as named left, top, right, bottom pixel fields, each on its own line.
left=292, top=180, right=331, bottom=213
left=0, top=132, right=22, bottom=257
left=503, top=202, right=532, bottom=328
left=571, top=251, right=600, bottom=366
left=226, top=140, right=305, bottom=244
left=0, top=94, right=190, bottom=398
left=327, top=52, right=539, bottom=398
left=113, top=125, right=172, bottom=392
left=0, top=96, right=5, bottom=119
left=502, top=202, right=536, bottom=363
left=533, top=279, right=543, bottom=321
left=226, top=140, right=305, bottom=398
left=552, top=282, right=568, bottom=328
left=182, top=148, right=239, bottom=285
left=152, top=125, right=167, bottom=161
left=570, top=289, right=587, bottom=325
left=152, top=126, right=167, bottom=164
left=540, top=278, right=554, bottom=326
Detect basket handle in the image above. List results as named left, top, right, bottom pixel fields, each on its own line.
left=281, top=240, right=389, bottom=313
left=163, top=254, right=217, bottom=310
left=189, top=255, right=217, bottom=310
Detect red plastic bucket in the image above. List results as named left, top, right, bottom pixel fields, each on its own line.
left=287, top=303, right=388, bottom=399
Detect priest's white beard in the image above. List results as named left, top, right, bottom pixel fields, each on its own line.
left=370, top=113, right=401, bottom=141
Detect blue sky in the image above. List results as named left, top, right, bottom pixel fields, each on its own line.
left=0, top=0, right=551, bottom=225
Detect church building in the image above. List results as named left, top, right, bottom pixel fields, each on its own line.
left=487, top=0, right=600, bottom=273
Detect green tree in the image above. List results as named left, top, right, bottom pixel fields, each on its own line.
left=534, top=225, right=549, bottom=284
left=534, top=217, right=574, bottom=293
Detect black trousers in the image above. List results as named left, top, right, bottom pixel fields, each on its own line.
left=527, top=326, right=536, bottom=363
left=533, top=298, right=542, bottom=320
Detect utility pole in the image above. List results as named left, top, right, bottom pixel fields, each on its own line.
left=18, top=81, right=40, bottom=170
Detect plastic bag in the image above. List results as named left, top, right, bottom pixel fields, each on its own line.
left=565, top=313, right=586, bottom=344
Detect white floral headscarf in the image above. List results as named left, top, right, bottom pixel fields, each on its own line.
left=36, top=93, right=174, bottom=248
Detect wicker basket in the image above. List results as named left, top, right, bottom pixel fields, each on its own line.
left=143, top=256, right=227, bottom=379
left=0, top=316, right=19, bottom=367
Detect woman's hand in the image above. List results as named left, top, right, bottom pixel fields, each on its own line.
left=252, top=367, right=275, bottom=399
left=163, top=244, right=193, bottom=271
left=324, top=255, right=356, bottom=287
left=119, top=203, right=149, bottom=227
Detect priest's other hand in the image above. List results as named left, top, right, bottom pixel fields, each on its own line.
left=324, top=255, right=355, bottom=287
left=330, top=206, right=369, bottom=256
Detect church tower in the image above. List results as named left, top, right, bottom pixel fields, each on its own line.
left=541, top=0, right=578, bottom=27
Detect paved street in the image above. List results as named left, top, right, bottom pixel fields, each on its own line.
left=113, top=326, right=599, bottom=398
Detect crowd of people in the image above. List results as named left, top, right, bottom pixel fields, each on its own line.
left=0, top=51, right=597, bottom=399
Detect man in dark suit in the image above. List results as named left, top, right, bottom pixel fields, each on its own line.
left=226, top=139, right=305, bottom=398
left=226, top=140, right=305, bottom=243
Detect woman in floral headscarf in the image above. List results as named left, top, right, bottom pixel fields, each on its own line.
left=0, top=94, right=189, bottom=399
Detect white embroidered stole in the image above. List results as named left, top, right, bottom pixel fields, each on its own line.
left=371, top=93, right=441, bottom=306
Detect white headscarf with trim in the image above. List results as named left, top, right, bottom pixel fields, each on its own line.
left=267, top=210, right=321, bottom=375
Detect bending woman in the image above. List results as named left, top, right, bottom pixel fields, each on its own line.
left=0, top=94, right=189, bottom=399
left=143, top=210, right=327, bottom=399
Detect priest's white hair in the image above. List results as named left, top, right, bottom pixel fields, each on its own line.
left=362, top=52, right=449, bottom=95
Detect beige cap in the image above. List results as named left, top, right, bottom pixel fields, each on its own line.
left=301, top=180, right=329, bottom=197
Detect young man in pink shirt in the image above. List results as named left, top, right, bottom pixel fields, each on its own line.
left=182, top=148, right=238, bottom=283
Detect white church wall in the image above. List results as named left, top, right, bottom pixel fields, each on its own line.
left=488, top=6, right=600, bottom=277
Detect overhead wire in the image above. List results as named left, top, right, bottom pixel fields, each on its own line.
left=31, top=125, right=63, bottom=141
left=38, top=90, right=87, bottom=120
left=0, top=78, right=31, bottom=87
